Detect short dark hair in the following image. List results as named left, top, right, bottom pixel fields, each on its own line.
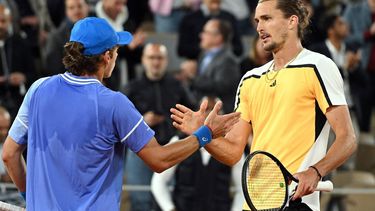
left=62, top=42, right=116, bottom=76
left=259, top=0, right=310, bottom=39
left=321, top=13, right=339, bottom=33
left=211, top=18, right=233, bottom=43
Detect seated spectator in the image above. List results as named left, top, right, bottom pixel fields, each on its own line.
left=189, top=18, right=240, bottom=113
left=0, top=4, right=36, bottom=118
left=95, top=0, right=146, bottom=87
left=311, top=13, right=372, bottom=148
left=175, top=59, right=198, bottom=87
left=177, top=0, right=243, bottom=59
left=221, top=0, right=254, bottom=35
left=149, top=0, right=201, bottom=33
left=43, top=0, right=90, bottom=76
left=344, top=0, right=375, bottom=144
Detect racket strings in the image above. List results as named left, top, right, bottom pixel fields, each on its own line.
left=246, top=154, right=286, bottom=210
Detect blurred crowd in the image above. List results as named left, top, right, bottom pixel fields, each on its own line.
left=0, top=0, right=374, bottom=210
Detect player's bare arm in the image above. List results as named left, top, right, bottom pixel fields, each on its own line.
left=139, top=100, right=241, bottom=172
left=292, top=105, right=357, bottom=200
left=171, top=101, right=248, bottom=166
left=2, top=136, right=26, bottom=192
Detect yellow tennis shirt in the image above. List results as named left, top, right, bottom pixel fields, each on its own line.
left=236, top=49, right=346, bottom=211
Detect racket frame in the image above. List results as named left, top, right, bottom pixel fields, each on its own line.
left=241, top=150, right=297, bottom=211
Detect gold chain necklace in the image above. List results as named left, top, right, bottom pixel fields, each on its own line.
left=265, top=50, right=303, bottom=87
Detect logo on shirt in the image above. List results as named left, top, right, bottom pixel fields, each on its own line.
left=202, top=137, right=209, bottom=142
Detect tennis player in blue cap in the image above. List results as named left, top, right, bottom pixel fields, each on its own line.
left=2, top=17, right=240, bottom=210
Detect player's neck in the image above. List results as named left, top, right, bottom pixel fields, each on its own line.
left=82, top=69, right=104, bottom=82
left=272, top=42, right=303, bottom=71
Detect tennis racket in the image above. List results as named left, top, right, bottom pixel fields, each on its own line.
left=0, top=201, right=25, bottom=211
left=242, top=150, right=333, bottom=211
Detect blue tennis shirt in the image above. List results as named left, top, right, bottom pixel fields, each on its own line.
left=9, top=72, right=154, bottom=211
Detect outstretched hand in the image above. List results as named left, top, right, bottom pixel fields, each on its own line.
left=170, top=99, right=241, bottom=138
left=170, top=99, right=208, bottom=135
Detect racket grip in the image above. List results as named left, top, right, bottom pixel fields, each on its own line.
left=316, top=180, right=333, bottom=192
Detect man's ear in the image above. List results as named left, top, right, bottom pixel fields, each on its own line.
left=103, top=51, right=111, bottom=64
left=289, top=15, right=299, bottom=30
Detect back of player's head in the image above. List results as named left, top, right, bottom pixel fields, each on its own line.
left=63, top=17, right=132, bottom=75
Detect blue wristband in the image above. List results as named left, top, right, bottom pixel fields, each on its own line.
left=20, top=191, right=26, bottom=201
left=193, top=125, right=212, bottom=147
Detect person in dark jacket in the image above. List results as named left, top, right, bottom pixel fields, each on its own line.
left=123, top=43, right=196, bottom=211
left=190, top=18, right=240, bottom=113
left=43, top=0, right=90, bottom=76
left=177, top=0, right=243, bottom=60
left=0, top=4, right=36, bottom=118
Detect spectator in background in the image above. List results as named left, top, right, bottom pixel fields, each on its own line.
left=0, top=4, right=36, bottom=118
left=240, top=35, right=272, bottom=76
left=127, top=0, right=152, bottom=30
left=95, top=0, right=146, bottom=87
left=301, top=0, right=326, bottom=48
left=344, top=0, right=375, bottom=144
left=123, top=43, right=196, bottom=211
left=149, top=0, right=201, bottom=33
left=43, top=0, right=90, bottom=76
left=188, top=18, right=240, bottom=113
left=151, top=96, right=244, bottom=211
left=221, top=0, right=254, bottom=35
left=46, top=0, right=67, bottom=28
left=177, top=0, right=243, bottom=59
left=0, top=0, right=21, bottom=34
left=310, top=14, right=367, bottom=140
left=175, top=59, right=198, bottom=87
left=0, top=106, right=11, bottom=182
left=13, top=0, right=56, bottom=56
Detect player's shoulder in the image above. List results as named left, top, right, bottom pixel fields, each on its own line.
left=241, top=60, right=272, bottom=80
left=291, top=48, right=336, bottom=69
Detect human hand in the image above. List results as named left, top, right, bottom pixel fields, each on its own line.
left=128, top=29, right=147, bottom=50
left=9, top=72, right=26, bottom=86
left=291, top=167, right=321, bottom=200
left=20, top=16, right=39, bottom=26
left=143, top=111, right=165, bottom=127
left=170, top=99, right=208, bottom=135
left=0, top=76, right=6, bottom=83
left=180, top=60, right=197, bottom=80
left=203, top=101, right=240, bottom=138
left=345, top=51, right=361, bottom=71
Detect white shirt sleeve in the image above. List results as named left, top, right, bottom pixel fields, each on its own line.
left=151, top=165, right=177, bottom=211
left=231, top=154, right=246, bottom=211
left=150, top=136, right=179, bottom=211
left=315, top=56, right=347, bottom=106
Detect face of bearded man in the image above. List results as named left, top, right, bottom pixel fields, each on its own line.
left=0, top=8, right=10, bottom=40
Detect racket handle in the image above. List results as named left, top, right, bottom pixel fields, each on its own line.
left=316, top=180, right=333, bottom=192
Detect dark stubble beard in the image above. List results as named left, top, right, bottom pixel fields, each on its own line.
left=263, top=31, right=288, bottom=53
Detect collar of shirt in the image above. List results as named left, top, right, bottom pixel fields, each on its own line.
left=60, top=72, right=101, bottom=85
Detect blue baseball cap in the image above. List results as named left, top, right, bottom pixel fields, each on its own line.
left=70, top=17, right=133, bottom=56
